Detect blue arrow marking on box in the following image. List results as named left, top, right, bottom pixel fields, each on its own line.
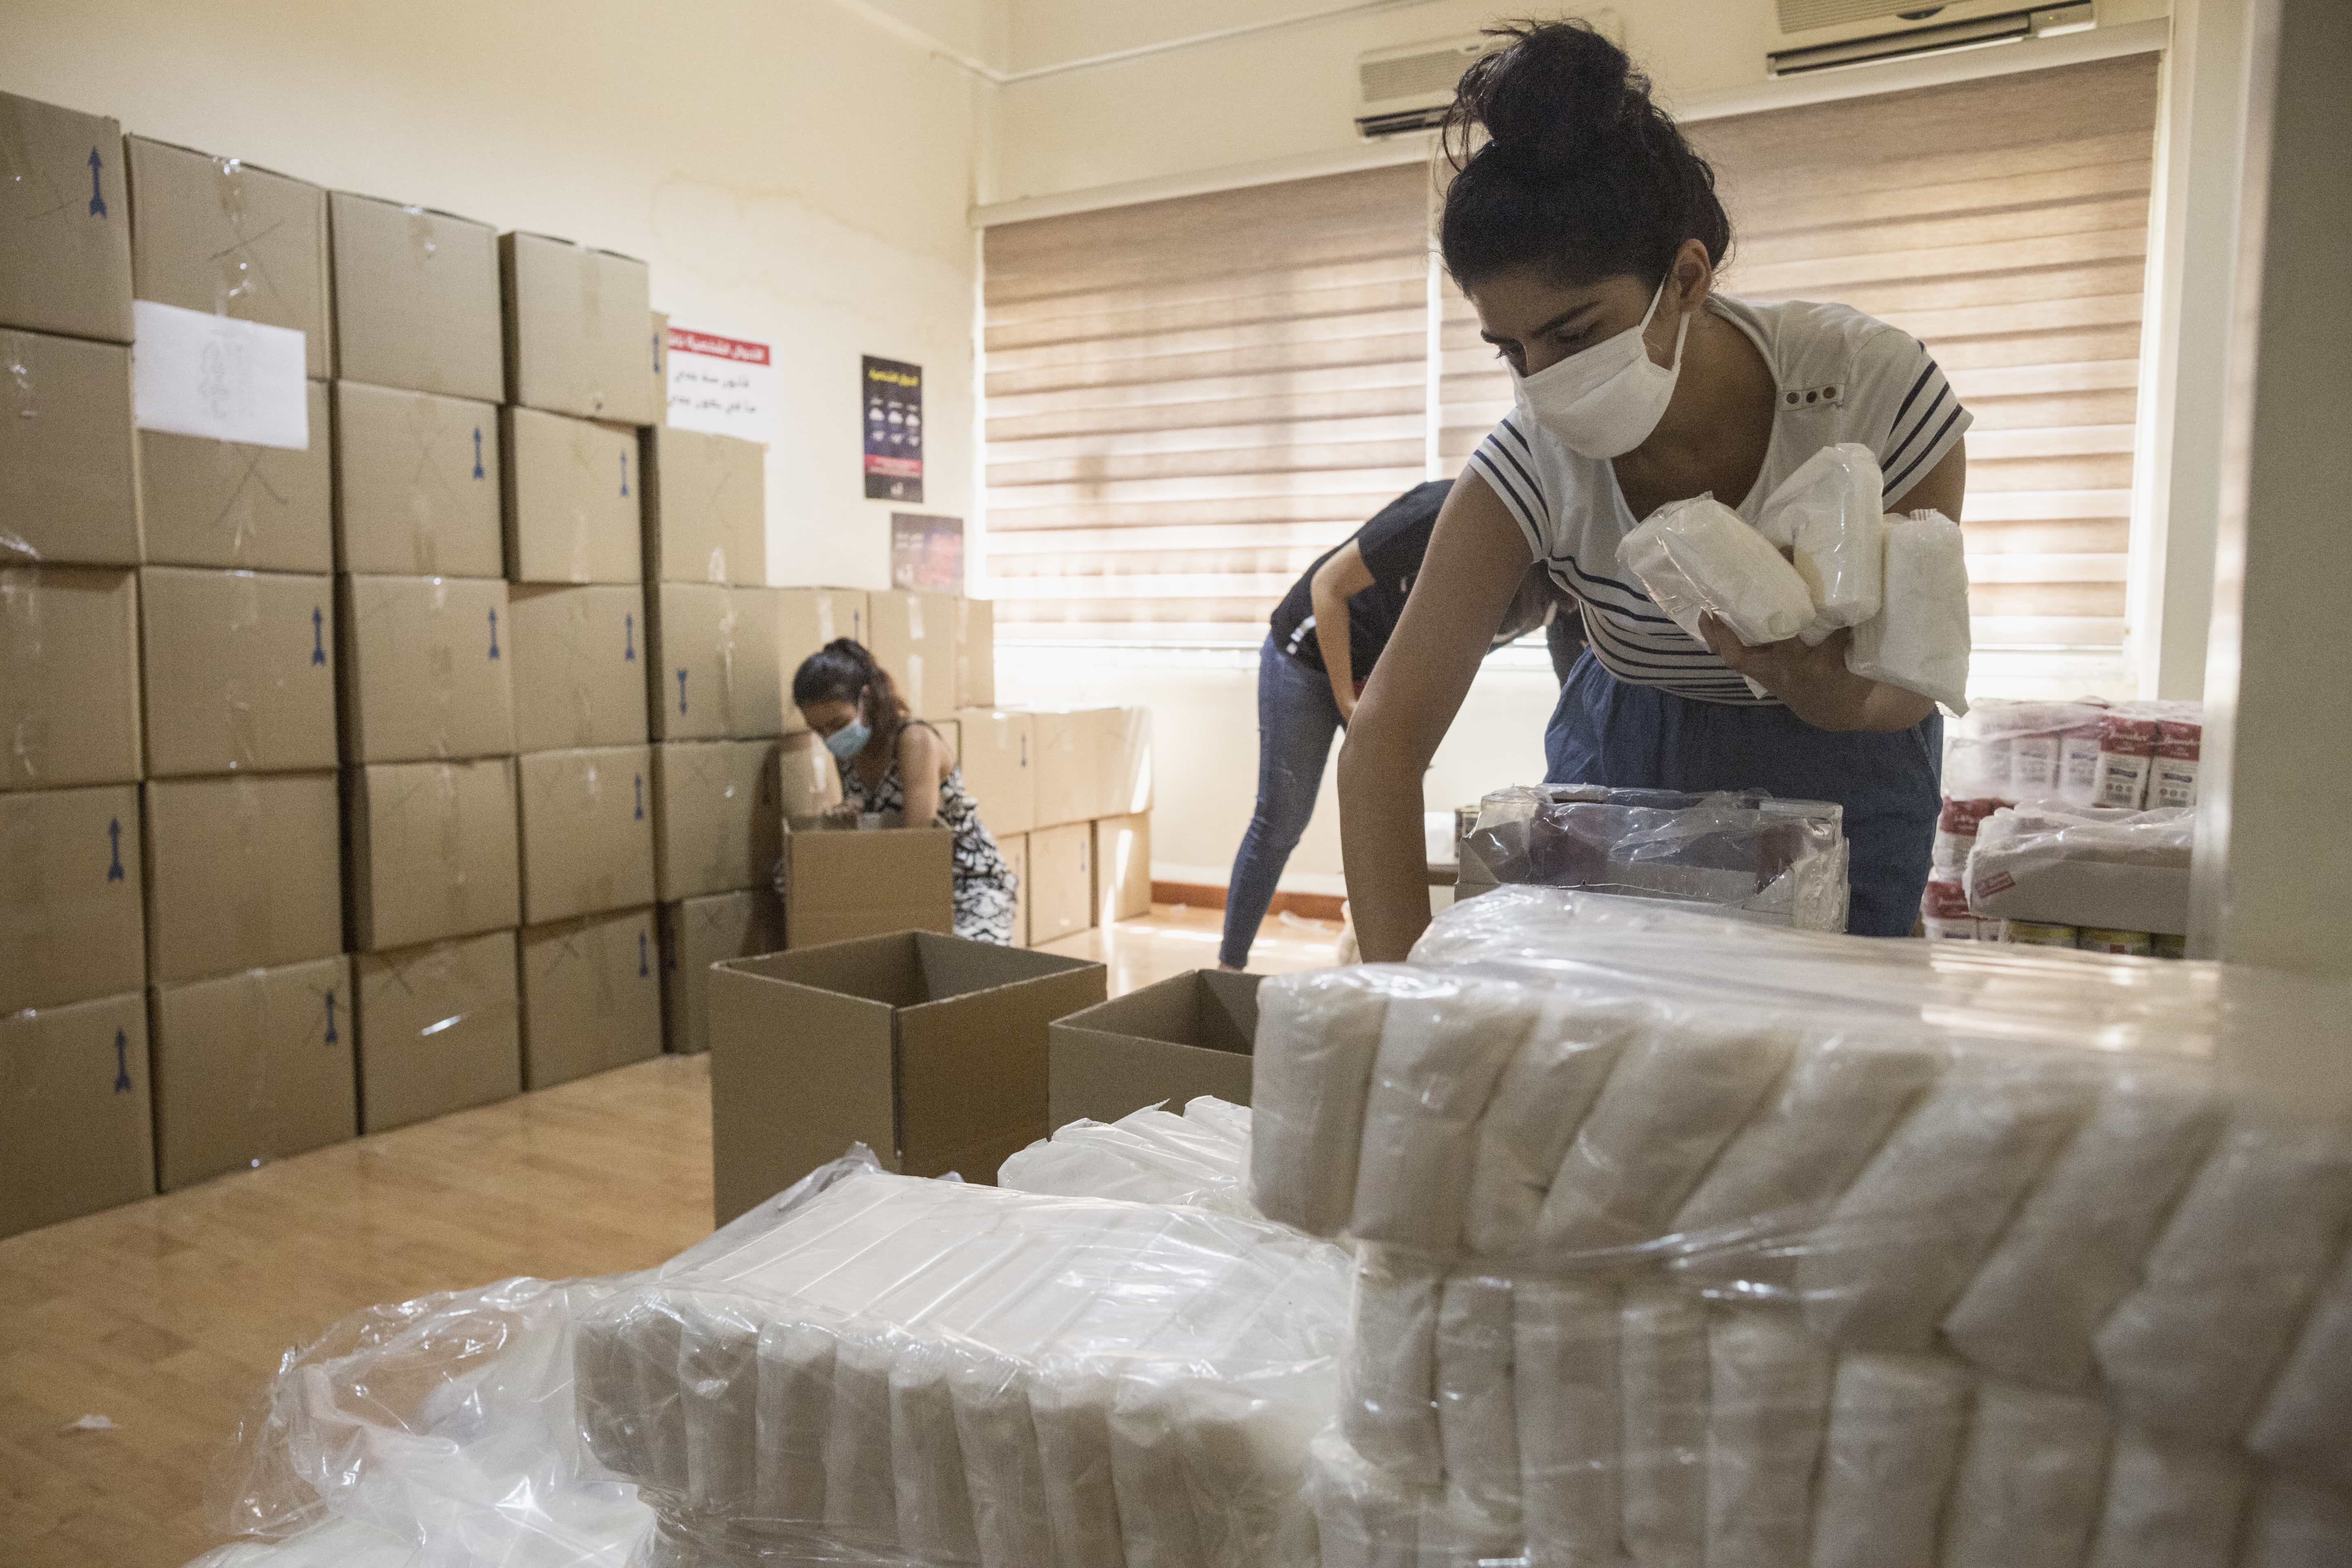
left=625, top=612, right=635, bottom=660
left=638, top=931, right=649, bottom=977
left=620, top=451, right=630, bottom=497
left=113, top=1029, right=131, bottom=1092
left=312, top=606, right=326, bottom=665
left=88, top=147, right=107, bottom=217
left=107, top=818, right=124, bottom=881
left=634, top=775, right=645, bottom=820
left=488, top=607, right=501, bottom=658
left=473, top=428, right=485, bottom=480
left=324, top=991, right=339, bottom=1044
left=677, top=669, right=688, bottom=713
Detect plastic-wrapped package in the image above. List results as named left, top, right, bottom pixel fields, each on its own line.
left=1248, top=967, right=1394, bottom=1235
left=1964, top=802, right=2196, bottom=935
left=2248, top=1243, right=2352, bottom=1490
left=1755, top=442, right=1886, bottom=642
left=1308, top=1430, right=1423, bottom=1568
left=1848, top=508, right=1971, bottom=716
left=1462, top=995, right=1643, bottom=1256
left=1940, top=1379, right=2112, bottom=1568
left=2241, top=1473, right=2352, bottom=1568
left=1432, top=1271, right=1520, bottom=1549
left=1340, top=1248, right=1445, bottom=1485
left=1617, top=1281, right=1708, bottom=1568
left=1810, top=1352, right=1971, bottom=1568
left=2085, top=1427, right=2251, bottom=1568
left=1704, top=1307, right=1831, bottom=1568
left=1942, top=697, right=2114, bottom=808
left=1457, top=783, right=1849, bottom=932
left=1618, top=492, right=1817, bottom=646
left=999, top=1097, right=1253, bottom=1214
left=1510, top=1278, right=1618, bottom=1568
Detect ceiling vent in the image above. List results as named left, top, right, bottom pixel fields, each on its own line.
left=1769, top=0, right=2097, bottom=76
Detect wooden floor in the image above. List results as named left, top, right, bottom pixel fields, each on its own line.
left=0, top=906, right=1340, bottom=1566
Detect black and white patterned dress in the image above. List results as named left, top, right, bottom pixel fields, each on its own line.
left=839, top=722, right=1019, bottom=944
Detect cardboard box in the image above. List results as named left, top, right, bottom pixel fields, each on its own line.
left=0, top=784, right=143, bottom=1013
left=659, top=889, right=781, bottom=1056
left=150, top=954, right=354, bottom=1192
left=139, top=379, right=331, bottom=571
left=127, top=136, right=330, bottom=378
left=337, top=574, right=515, bottom=762
left=143, top=772, right=342, bottom=985
left=653, top=739, right=782, bottom=902
left=956, top=708, right=1034, bottom=836
left=642, top=425, right=765, bottom=585
left=1031, top=710, right=1102, bottom=829
left=781, top=822, right=955, bottom=951
left=328, top=190, right=501, bottom=402
left=1027, top=822, right=1095, bottom=945
left=506, top=583, right=648, bottom=751
left=1001, top=831, right=1029, bottom=949
left=956, top=598, right=996, bottom=709
left=0, top=329, right=138, bottom=566
left=1048, top=969, right=1261, bottom=1129
left=352, top=929, right=519, bottom=1133
left=501, top=405, right=641, bottom=584
left=649, top=582, right=784, bottom=741
left=706, top=931, right=1106, bottom=1221
left=0, top=92, right=134, bottom=343
left=1107, top=705, right=1154, bottom=817
left=138, top=566, right=339, bottom=776
left=866, top=589, right=958, bottom=719
left=331, top=381, right=504, bottom=577
left=498, top=232, right=657, bottom=424
left=775, top=588, right=869, bottom=725
left=345, top=758, right=521, bottom=951
left=518, top=906, right=662, bottom=1089
left=1094, top=813, right=1152, bottom=924
left=650, top=312, right=668, bottom=426
left=775, top=730, right=842, bottom=821
left=515, top=745, right=657, bottom=924
left=0, top=992, right=153, bottom=1240
left=0, top=566, right=142, bottom=791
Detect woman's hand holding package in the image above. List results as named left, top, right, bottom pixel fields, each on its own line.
left=1698, top=618, right=1934, bottom=733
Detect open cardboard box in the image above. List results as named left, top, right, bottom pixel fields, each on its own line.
left=779, top=815, right=954, bottom=950
left=707, top=930, right=1106, bottom=1223
left=1047, top=968, right=1262, bottom=1128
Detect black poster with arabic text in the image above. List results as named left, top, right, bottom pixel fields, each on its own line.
left=862, top=356, right=923, bottom=502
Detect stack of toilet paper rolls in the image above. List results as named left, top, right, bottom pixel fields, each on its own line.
left=1252, top=891, right=2352, bottom=1567
left=574, top=1169, right=1351, bottom=1567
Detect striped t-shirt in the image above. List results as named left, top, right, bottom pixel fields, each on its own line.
left=1468, top=295, right=1971, bottom=705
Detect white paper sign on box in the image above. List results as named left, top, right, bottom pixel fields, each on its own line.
left=131, top=300, right=310, bottom=450
left=665, top=326, right=776, bottom=444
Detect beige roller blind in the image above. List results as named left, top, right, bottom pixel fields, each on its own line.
left=982, top=164, right=1432, bottom=644
left=1441, top=52, right=2160, bottom=655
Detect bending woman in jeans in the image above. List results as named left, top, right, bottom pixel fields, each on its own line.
left=1219, top=481, right=1557, bottom=969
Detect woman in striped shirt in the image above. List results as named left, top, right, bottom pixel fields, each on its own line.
left=1341, top=20, right=1969, bottom=957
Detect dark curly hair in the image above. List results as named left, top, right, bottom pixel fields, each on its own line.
left=1439, top=20, right=1731, bottom=291
left=790, top=638, right=908, bottom=754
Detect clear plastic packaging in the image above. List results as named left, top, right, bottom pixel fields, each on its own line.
left=997, top=1096, right=1254, bottom=1215
left=1847, top=508, right=1971, bottom=715
left=1617, top=493, right=1817, bottom=647
left=1755, top=442, right=1886, bottom=643
left=1456, top=784, right=1849, bottom=932
left=1964, top=802, right=2195, bottom=935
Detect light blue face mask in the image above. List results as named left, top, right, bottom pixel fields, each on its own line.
left=824, top=719, right=871, bottom=761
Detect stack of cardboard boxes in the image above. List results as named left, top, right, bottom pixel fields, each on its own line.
left=956, top=702, right=1154, bottom=948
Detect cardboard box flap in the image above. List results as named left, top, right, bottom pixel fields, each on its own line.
left=1056, top=969, right=1261, bottom=1057
left=731, top=935, right=931, bottom=1012
left=707, top=954, right=902, bottom=1208
left=905, top=931, right=1101, bottom=1005
left=1047, top=969, right=1262, bottom=1129
left=896, top=953, right=1104, bottom=1180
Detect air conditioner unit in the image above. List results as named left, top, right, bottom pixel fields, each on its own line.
left=1353, top=35, right=1492, bottom=139
left=1768, top=0, right=2096, bottom=76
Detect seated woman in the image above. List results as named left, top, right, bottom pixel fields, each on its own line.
left=790, top=637, right=1018, bottom=945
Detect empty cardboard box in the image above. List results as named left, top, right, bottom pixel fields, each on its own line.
left=0, top=91, right=134, bottom=343
left=706, top=931, right=1106, bottom=1221
left=515, top=744, right=657, bottom=925
left=1027, top=820, right=1094, bottom=945
left=642, top=425, right=765, bottom=585
left=331, top=381, right=505, bottom=577
left=0, top=328, right=139, bottom=566
left=150, top=954, right=354, bottom=1192
left=956, top=708, right=1034, bottom=836
left=338, top=574, right=515, bottom=761
left=866, top=589, right=958, bottom=719
left=502, top=405, right=642, bottom=584
left=506, top=583, right=649, bottom=751
left=781, top=822, right=955, bottom=951
left=0, top=566, right=143, bottom=791
left=518, top=906, right=662, bottom=1089
left=345, top=758, right=521, bottom=951
left=1047, top=969, right=1263, bottom=1129
left=140, top=380, right=331, bottom=571
left=143, top=772, right=341, bottom=986
left=1094, top=812, right=1152, bottom=924
left=652, top=738, right=782, bottom=902
left=659, top=888, right=781, bottom=1057
left=956, top=597, right=995, bottom=709
left=498, top=232, right=657, bottom=424
left=352, top=929, right=520, bottom=1134
left=0, top=992, right=153, bottom=1241
left=138, top=566, right=339, bottom=776
left=0, top=783, right=143, bottom=1013
left=649, top=582, right=784, bottom=741
left=329, top=191, right=502, bottom=402
left=127, top=136, right=331, bottom=378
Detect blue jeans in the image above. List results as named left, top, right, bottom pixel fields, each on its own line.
left=1222, top=638, right=1343, bottom=967
left=1545, top=652, right=1942, bottom=938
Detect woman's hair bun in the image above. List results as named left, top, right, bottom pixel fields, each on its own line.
left=1450, top=20, right=1643, bottom=173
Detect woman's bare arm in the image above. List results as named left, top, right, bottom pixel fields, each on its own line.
left=899, top=724, right=942, bottom=827
left=1309, top=541, right=1376, bottom=721
left=1339, top=475, right=1535, bottom=962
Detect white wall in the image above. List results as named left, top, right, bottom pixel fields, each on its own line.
left=3, top=0, right=990, bottom=593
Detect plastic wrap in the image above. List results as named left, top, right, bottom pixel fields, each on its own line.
left=1456, top=784, right=1849, bottom=932
left=1244, top=887, right=2350, bottom=1566
left=1754, top=442, right=1885, bottom=643
left=1964, top=802, right=2195, bottom=935
left=1847, top=508, right=1971, bottom=715
left=1617, top=493, right=1817, bottom=647
left=997, top=1096, right=1253, bottom=1215
left=1942, top=698, right=2114, bottom=808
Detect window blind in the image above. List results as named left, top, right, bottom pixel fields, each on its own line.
left=981, top=164, right=1432, bottom=644
left=1441, top=52, right=2161, bottom=655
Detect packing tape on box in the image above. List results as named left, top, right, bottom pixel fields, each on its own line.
left=426, top=577, right=457, bottom=757
left=567, top=425, right=597, bottom=580
left=717, top=598, right=739, bottom=735
left=434, top=764, right=467, bottom=923
left=234, top=779, right=273, bottom=963
left=209, top=155, right=262, bottom=314
left=0, top=571, right=50, bottom=782
left=238, top=964, right=278, bottom=1149
left=815, top=595, right=835, bottom=644
left=403, top=396, right=452, bottom=576
left=2, top=335, right=39, bottom=563
left=564, top=596, right=595, bottom=746
left=582, top=249, right=606, bottom=414
left=226, top=570, right=263, bottom=769
left=577, top=758, right=617, bottom=915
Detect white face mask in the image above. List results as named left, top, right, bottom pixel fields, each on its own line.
left=1509, top=278, right=1690, bottom=459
